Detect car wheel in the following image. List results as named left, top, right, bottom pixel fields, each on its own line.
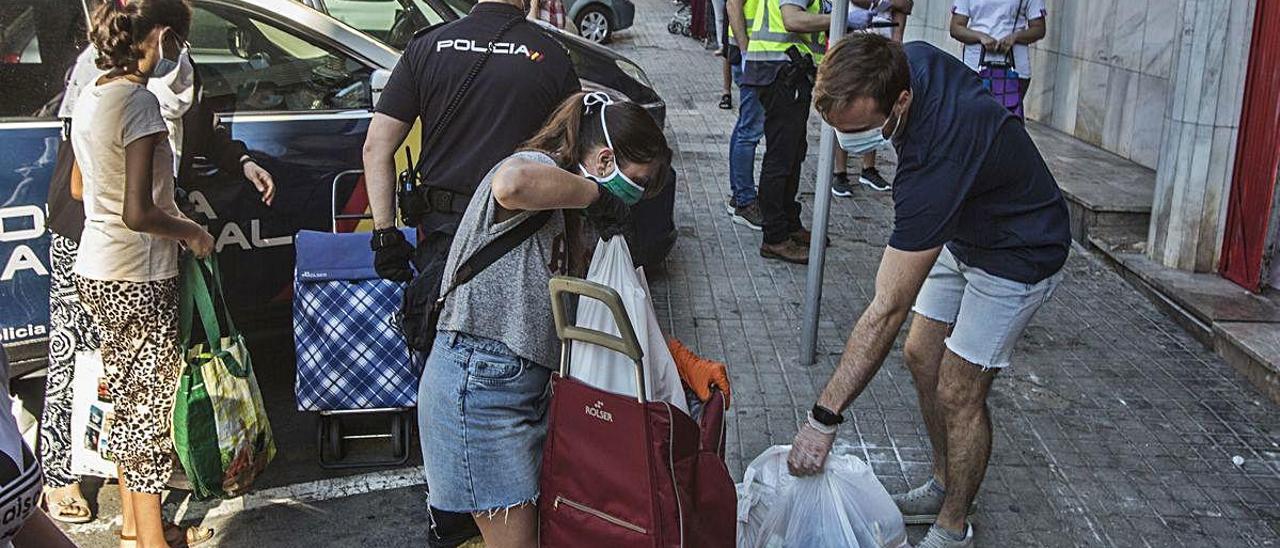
left=576, top=6, right=612, bottom=44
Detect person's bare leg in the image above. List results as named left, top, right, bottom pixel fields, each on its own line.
left=130, top=491, right=167, bottom=548
left=935, top=350, right=998, bottom=534
left=861, top=150, right=876, bottom=171
left=473, top=505, right=538, bottom=548
left=834, top=148, right=848, bottom=177
left=721, top=57, right=732, bottom=96
left=902, top=314, right=951, bottom=482
left=117, top=465, right=136, bottom=546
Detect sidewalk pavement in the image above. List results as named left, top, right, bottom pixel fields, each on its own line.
left=614, top=2, right=1279, bottom=546
left=63, top=2, right=1279, bottom=546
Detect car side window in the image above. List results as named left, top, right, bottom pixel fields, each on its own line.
left=0, top=0, right=85, bottom=120
left=324, top=0, right=445, bottom=51
left=188, top=5, right=374, bottom=113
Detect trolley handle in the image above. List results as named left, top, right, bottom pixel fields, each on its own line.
left=330, top=169, right=377, bottom=233
left=548, top=276, right=647, bottom=404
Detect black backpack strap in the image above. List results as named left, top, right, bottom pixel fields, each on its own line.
left=412, top=15, right=525, bottom=185
left=434, top=210, right=554, bottom=308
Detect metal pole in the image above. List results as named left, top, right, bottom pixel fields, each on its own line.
left=799, top=0, right=850, bottom=365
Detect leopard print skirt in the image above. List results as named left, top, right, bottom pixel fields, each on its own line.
left=75, top=275, right=182, bottom=495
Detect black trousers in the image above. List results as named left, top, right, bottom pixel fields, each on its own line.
left=752, top=70, right=812, bottom=244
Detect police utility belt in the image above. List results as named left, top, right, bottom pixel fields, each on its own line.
left=397, top=15, right=524, bottom=227
left=398, top=179, right=469, bottom=225
left=782, top=45, right=818, bottom=87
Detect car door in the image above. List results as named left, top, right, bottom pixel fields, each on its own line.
left=0, top=0, right=85, bottom=368
left=183, top=0, right=383, bottom=314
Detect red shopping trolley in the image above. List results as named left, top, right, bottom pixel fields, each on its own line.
left=539, top=277, right=736, bottom=548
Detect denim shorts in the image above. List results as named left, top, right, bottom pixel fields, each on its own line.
left=912, top=247, right=1063, bottom=369
left=418, top=331, right=552, bottom=514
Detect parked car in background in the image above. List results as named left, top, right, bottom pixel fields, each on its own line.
left=565, top=0, right=635, bottom=44
left=0, top=0, right=673, bottom=374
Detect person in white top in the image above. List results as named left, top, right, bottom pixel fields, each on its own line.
left=0, top=349, right=78, bottom=548
left=70, top=1, right=215, bottom=547
left=950, top=0, right=1046, bottom=97
left=40, top=28, right=273, bottom=532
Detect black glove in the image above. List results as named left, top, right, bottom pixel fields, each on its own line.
left=584, top=187, right=632, bottom=241
left=372, top=229, right=415, bottom=282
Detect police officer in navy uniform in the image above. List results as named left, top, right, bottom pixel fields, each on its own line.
left=361, top=0, right=578, bottom=545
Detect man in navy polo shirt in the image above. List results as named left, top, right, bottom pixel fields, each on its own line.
left=786, top=34, right=1070, bottom=547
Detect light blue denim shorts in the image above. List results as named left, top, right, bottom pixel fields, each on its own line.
left=912, top=247, right=1063, bottom=369
left=418, top=331, right=552, bottom=514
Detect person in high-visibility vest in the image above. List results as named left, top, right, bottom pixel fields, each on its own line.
left=723, top=0, right=765, bottom=229
left=740, top=0, right=912, bottom=263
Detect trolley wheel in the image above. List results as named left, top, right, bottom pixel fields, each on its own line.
left=391, top=413, right=407, bottom=458
left=668, top=20, right=680, bottom=34
left=680, top=24, right=691, bottom=37
left=326, top=416, right=346, bottom=460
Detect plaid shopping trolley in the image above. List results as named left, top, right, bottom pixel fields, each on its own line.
left=293, top=172, right=419, bottom=468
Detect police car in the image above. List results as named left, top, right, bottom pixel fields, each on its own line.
left=0, top=0, right=674, bottom=375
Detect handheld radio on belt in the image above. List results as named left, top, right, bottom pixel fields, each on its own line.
left=397, top=16, right=524, bottom=227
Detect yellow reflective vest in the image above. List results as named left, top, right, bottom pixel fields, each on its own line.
left=728, top=0, right=761, bottom=44
left=745, top=0, right=826, bottom=63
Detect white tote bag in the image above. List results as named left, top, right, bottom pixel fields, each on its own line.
left=68, top=349, right=118, bottom=479
left=570, top=237, right=688, bottom=413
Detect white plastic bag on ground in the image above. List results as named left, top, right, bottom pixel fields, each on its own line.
left=736, top=445, right=908, bottom=548
left=571, top=237, right=688, bottom=413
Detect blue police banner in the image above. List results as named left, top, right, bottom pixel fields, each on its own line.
left=0, top=125, right=58, bottom=348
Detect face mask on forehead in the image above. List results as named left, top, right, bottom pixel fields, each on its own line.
left=578, top=92, right=646, bottom=206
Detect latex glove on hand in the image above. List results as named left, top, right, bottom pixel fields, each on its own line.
left=372, top=230, right=415, bottom=283
left=668, top=338, right=732, bottom=407
left=585, top=185, right=632, bottom=241
left=846, top=6, right=874, bottom=30
left=787, top=412, right=837, bottom=476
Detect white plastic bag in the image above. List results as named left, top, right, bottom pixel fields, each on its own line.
left=736, top=445, right=907, bottom=548
left=69, top=350, right=118, bottom=479
left=571, top=237, right=688, bottom=413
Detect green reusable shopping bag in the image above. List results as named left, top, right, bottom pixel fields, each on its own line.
left=174, top=256, right=276, bottom=500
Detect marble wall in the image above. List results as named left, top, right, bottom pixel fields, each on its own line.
left=1147, top=0, right=1258, bottom=272
left=899, top=0, right=1249, bottom=171
left=901, top=0, right=1259, bottom=273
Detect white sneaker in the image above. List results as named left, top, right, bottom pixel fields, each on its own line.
left=915, top=523, right=975, bottom=548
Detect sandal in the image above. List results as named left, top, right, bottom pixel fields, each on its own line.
left=41, top=488, right=93, bottom=524
left=718, top=93, right=733, bottom=110
left=118, top=523, right=214, bottom=548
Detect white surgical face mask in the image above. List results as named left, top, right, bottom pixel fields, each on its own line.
left=152, top=47, right=194, bottom=121
left=836, top=102, right=904, bottom=155
left=148, top=35, right=195, bottom=170
left=152, top=29, right=181, bottom=79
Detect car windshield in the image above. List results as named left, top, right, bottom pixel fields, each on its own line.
left=322, top=0, right=475, bottom=50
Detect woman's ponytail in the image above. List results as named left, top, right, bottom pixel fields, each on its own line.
left=523, top=91, right=590, bottom=169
